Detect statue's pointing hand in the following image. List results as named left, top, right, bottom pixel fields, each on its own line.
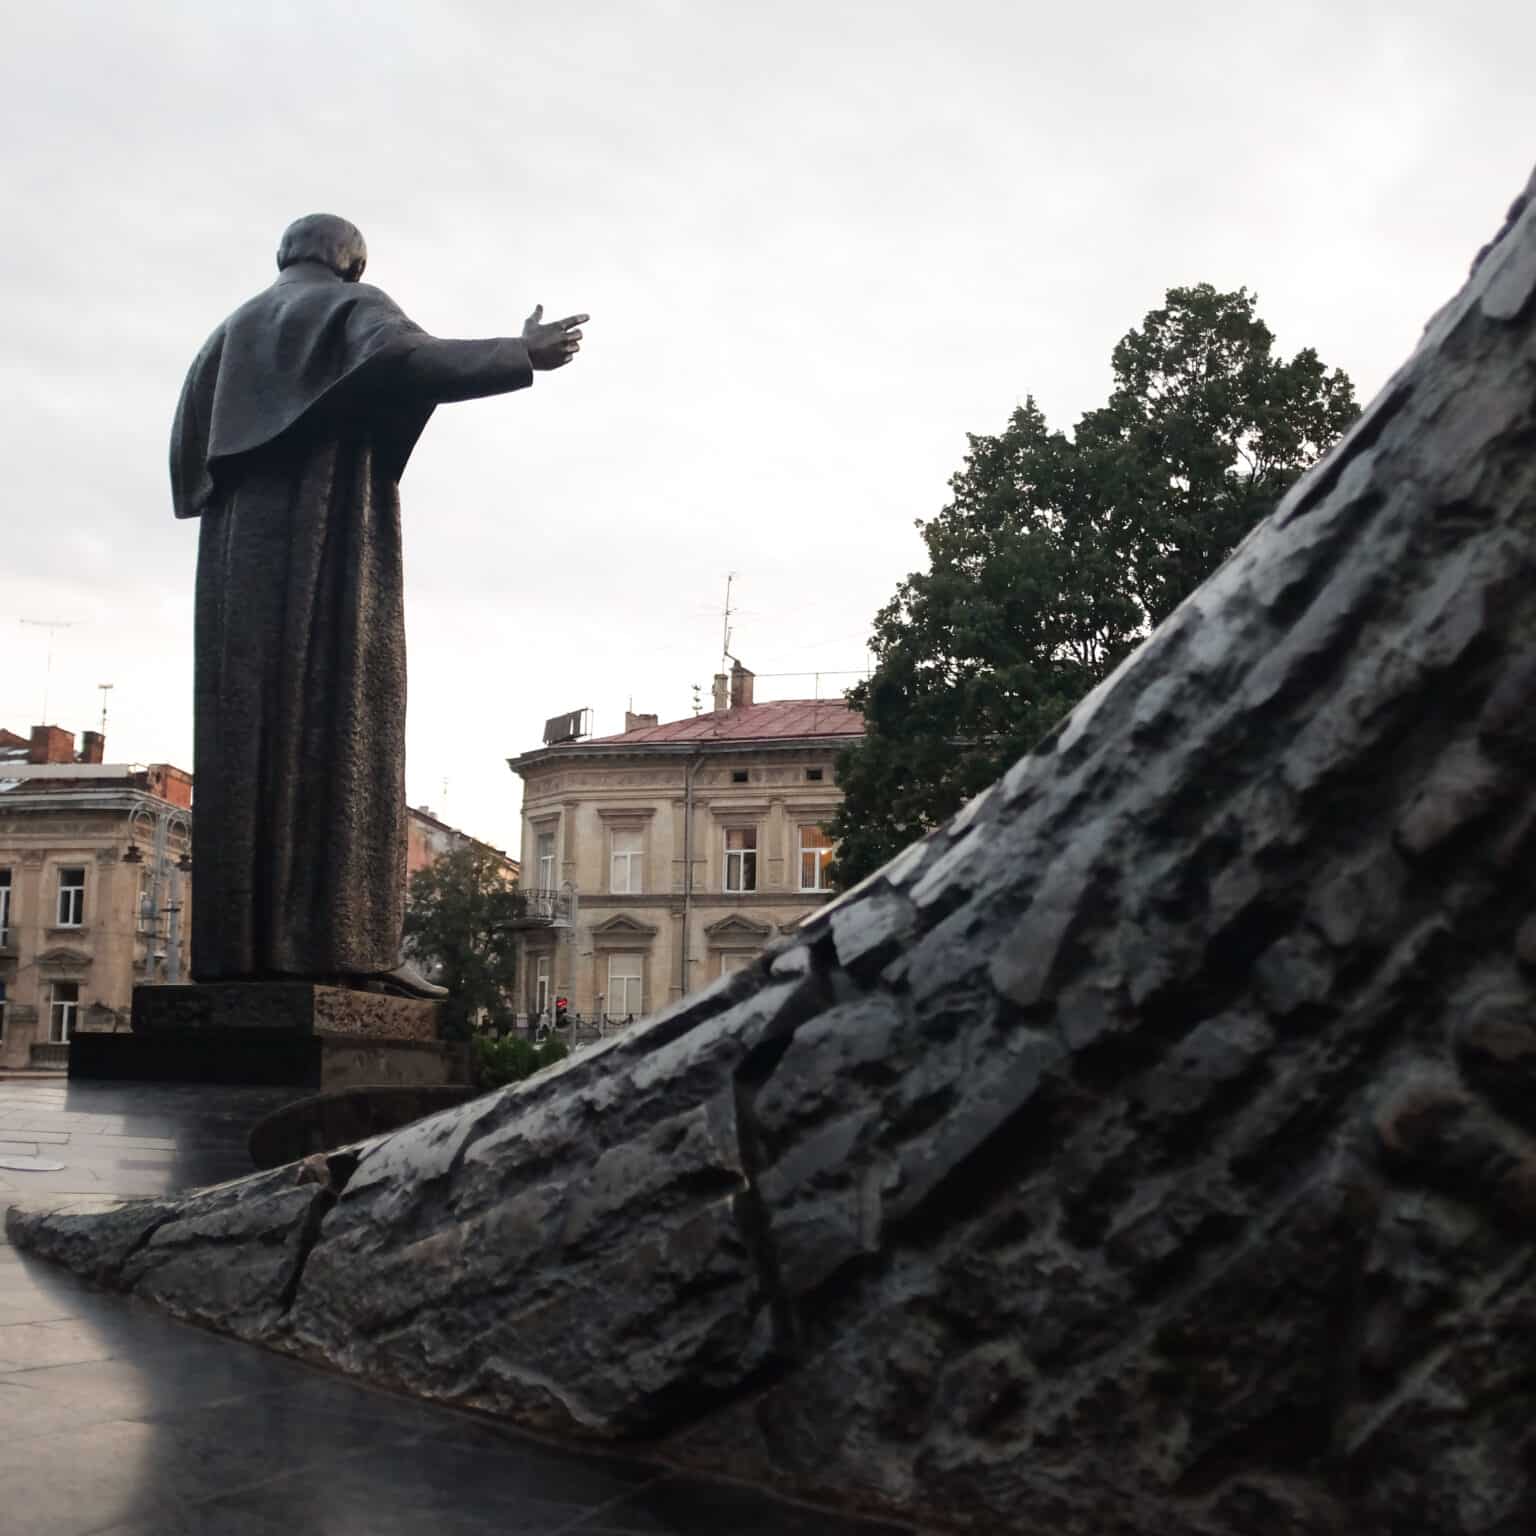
left=523, top=305, right=588, bottom=371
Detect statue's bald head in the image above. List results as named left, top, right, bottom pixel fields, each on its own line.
left=276, top=214, right=367, bottom=282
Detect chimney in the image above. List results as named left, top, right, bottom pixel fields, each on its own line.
left=141, top=764, right=193, bottom=808
left=28, top=725, right=75, bottom=764
left=729, top=661, right=754, bottom=710
left=624, top=710, right=659, bottom=733
left=80, top=730, right=105, bottom=764
left=712, top=673, right=729, bottom=713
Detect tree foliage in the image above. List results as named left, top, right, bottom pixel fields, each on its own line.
left=402, top=843, right=523, bottom=1039
left=829, top=285, right=1359, bottom=886
left=471, top=1031, right=568, bottom=1090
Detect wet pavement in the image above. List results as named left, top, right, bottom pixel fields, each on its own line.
left=0, top=1079, right=923, bottom=1536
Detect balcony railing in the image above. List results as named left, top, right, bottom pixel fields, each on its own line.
left=501, top=886, right=577, bottom=931
left=487, top=1012, right=637, bottom=1048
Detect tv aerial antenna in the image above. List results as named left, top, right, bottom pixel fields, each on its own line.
left=19, top=617, right=77, bottom=724
left=720, top=572, right=736, bottom=671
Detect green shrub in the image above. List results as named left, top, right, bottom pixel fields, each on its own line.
left=472, top=1031, right=568, bottom=1091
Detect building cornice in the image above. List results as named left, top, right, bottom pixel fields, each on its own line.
left=0, top=788, right=190, bottom=817
left=507, top=735, right=859, bottom=778
left=578, top=890, right=837, bottom=910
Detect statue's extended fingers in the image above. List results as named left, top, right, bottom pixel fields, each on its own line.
left=556, top=314, right=590, bottom=330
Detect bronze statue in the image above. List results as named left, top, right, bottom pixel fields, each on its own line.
left=171, top=214, right=585, bottom=996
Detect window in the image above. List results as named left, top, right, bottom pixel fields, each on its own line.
left=50, top=981, right=80, bottom=1043
left=536, top=831, right=556, bottom=891
left=731, top=769, right=749, bottom=784
left=607, top=954, right=643, bottom=1018
left=56, top=867, right=85, bottom=927
left=721, top=952, right=756, bottom=977
left=724, top=827, right=758, bottom=892
left=0, top=869, right=10, bottom=945
left=805, top=767, right=824, bottom=782
left=610, top=828, right=644, bottom=894
left=534, top=954, right=550, bottom=1013
left=799, top=825, right=835, bottom=891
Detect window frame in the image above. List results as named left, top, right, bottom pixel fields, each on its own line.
left=723, top=827, right=758, bottom=893
left=56, top=866, right=86, bottom=928
left=534, top=953, right=551, bottom=1013
left=608, top=827, right=644, bottom=895
left=50, top=980, right=80, bottom=1043
left=606, top=953, right=643, bottom=1018
left=798, top=824, right=835, bottom=892
left=0, top=868, right=11, bottom=945
left=535, top=830, right=556, bottom=892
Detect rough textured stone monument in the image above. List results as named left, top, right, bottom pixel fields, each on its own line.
left=16, top=173, right=1536, bottom=1533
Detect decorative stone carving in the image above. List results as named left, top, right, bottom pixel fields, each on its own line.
left=704, top=913, right=774, bottom=946
left=34, top=946, right=92, bottom=974
left=13, top=171, right=1536, bottom=1534
left=587, top=913, right=660, bottom=946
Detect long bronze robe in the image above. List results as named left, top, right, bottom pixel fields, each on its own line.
left=171, top=265, right=532, bottom=980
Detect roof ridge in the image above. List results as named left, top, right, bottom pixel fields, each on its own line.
left=577, top=695, right=864, bottom=747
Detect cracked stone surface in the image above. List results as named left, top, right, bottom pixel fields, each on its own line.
left=13, top=167, right=1536, bottom=1534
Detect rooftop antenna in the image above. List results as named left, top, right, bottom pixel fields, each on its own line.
left=97, top=682, right=114, bottom=737
left=19, top=618, right=77, bottom=724
left=720, top=572, right=736, bottom=672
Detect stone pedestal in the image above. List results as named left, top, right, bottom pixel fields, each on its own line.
left=68, top=982, right=469, bottom=1089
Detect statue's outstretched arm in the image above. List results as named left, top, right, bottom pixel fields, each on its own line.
left=394, top=336, right=534, bottom=404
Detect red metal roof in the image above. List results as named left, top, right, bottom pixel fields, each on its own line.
left=585, top=698, right=864, bottom=746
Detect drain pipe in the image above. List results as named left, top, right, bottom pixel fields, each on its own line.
left=679, top=754, right=704, bottom=996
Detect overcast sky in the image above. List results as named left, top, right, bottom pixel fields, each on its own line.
left=2, top=0, right=1531, bottom=856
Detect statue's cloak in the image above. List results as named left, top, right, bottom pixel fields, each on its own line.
left=171, top=266, right=530, bottom=980
left=171, top=269, right=432, bottom=520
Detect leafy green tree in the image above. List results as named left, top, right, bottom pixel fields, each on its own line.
left=830, top=285, right=1358, bottom=886
left=402, top=844, right=523, bottom=1039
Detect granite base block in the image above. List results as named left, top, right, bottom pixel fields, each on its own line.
left=68, top=983, right=467, bottom=1090
left=68, top=1028, right=320, bottom=1086
left=132, top=981, right=440, bottom=1040
left=70, top=1029, right=469, bottom=1090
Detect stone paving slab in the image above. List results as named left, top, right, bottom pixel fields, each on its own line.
left=0, top=1079, right=920, bottom=1536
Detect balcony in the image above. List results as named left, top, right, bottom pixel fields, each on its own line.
left=501, top=886, right=578, bottom=932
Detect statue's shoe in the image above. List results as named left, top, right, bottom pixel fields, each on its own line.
left=370, top=963, right=450, bottom=999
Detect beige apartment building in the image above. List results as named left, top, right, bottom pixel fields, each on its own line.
left=506, top=663, right=863, bottom=1021
left=0, top=725, right=193, bottom=1070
